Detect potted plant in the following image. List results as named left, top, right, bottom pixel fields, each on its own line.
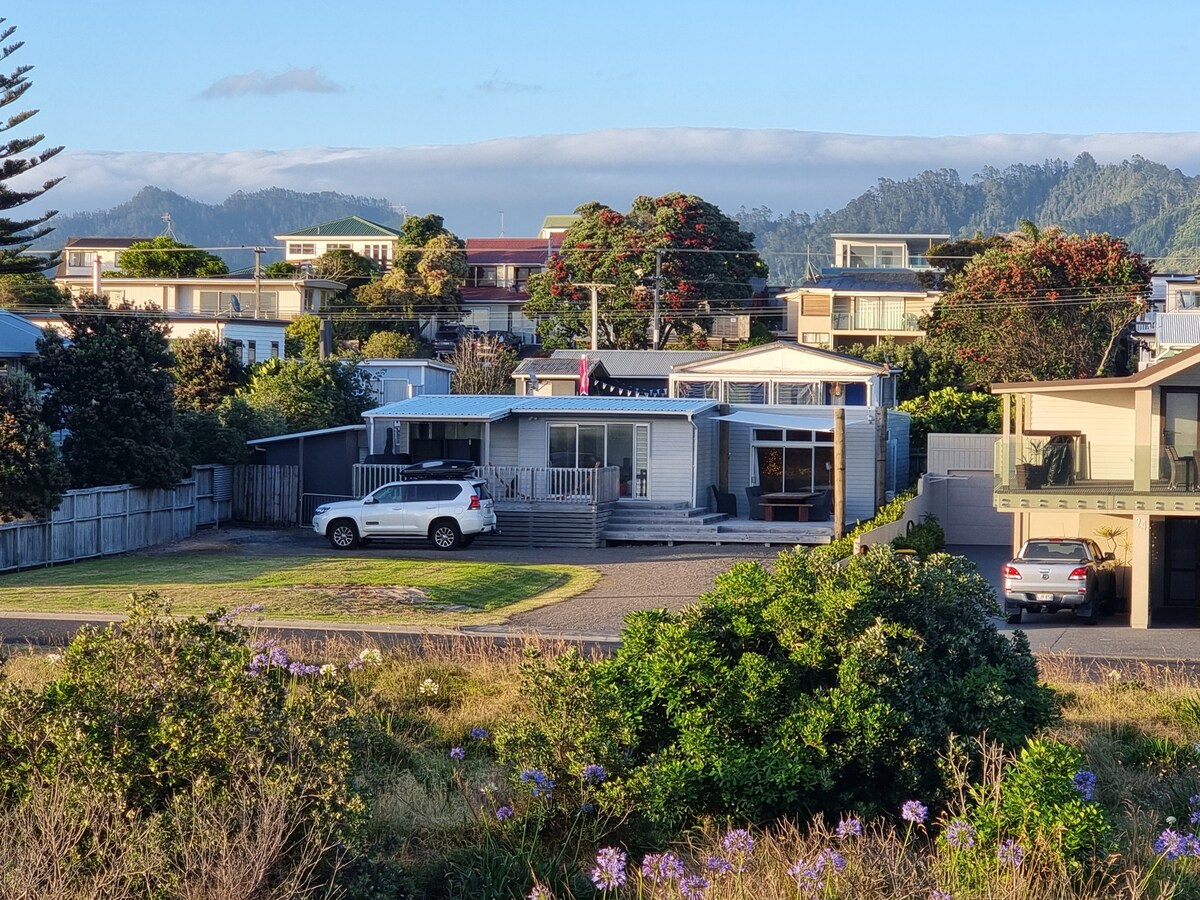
left=1015, top=439, right=1046, bottom=490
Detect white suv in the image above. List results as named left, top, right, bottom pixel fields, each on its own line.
left=313, top=478, right=498, bottom=551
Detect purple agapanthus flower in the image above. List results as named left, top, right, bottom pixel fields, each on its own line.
left=640, top=852, right=684, bottom=883
left=787, top=857, right=825, bottom=893
left=582, top=763, right=607, bottom=784
left=591, top=847, right=628, bottom=891
left=901, top=800, right=928, bottom=824
left=1190, top=793, right=1200, bottom=826
left=816, top=848, right=846, bottom=873
left=722, top=828, right=755, bottom=854
left=1154, top=828, right=1190, bottom=860
left=495, top=805, right=514, bottom=821
left=247, top=638, right=288, bottom=674
left=470, top=726, right=488, bottom=740
left=705, top=855, right=733, bottom=876
left=931, top=891, right=952, bottom=900
left=998, top=838, right=1026, bottom=867
left=836, top=816, right=862, bottom=839
left=944, top=819, right=976, bottom=850
left=287, top=660, right=320, bottom=676
left=449, top=746, right=465, bottom=761
left=1073, top=770, right=1097, bottom=801
left=518, top=768, right=555, bottom=798
left=528, top=885, right=554, bottom=900
left=679, top=874, right=709, bottom=899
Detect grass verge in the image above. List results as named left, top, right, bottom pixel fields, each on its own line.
left=0, top=555, right=599, bottom=624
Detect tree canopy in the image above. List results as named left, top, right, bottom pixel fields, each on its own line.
left=172, top=332, right=244, bottom=412
left=0, top=272, right=68, bottom=309
left=32, top=297, right=180, bottom=488
left=0, top=370, right=67, bottom=519
left=0, top=19, right=64, bottom=276
left=116, top=236, right=228, bottom=278
left=924, top=223, right=1152, bottom=383
left=241, top=357, right=375, bottom=433
left=524, top=194, right=766, bottom=349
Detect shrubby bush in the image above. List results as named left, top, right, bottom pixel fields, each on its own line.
left=891, top=513, right=947, bottom=558
left=498, top=547, right=1057, bottom=830
left=0, top=593, right=366, bottom=896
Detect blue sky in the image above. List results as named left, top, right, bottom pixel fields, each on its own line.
left=16, top=1, right=1200, bottom=235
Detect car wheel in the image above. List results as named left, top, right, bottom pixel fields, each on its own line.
left=327, top=519, right=359, bottom=550
left=429, top=520, right=462, bottom=551
left=460, top=535, right=475, bottom=548
left=1076, top=596, right=1098, bottom=624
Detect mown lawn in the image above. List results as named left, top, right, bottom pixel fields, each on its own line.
left=0, top=555, right=598, bottom=624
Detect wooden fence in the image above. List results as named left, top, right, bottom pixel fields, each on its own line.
left=0, top=479, right=198, bottom=574
left=232, top=464, right=300, bottom=526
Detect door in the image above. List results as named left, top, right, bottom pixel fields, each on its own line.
left=364, top=484, right=410, bottom=534
left=1163, top=389, right=1200, bottom=458
left=1162, top=518, right=1200, bottom=625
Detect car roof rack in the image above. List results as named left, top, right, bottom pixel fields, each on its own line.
left=400, top=459, right=477, bottom=481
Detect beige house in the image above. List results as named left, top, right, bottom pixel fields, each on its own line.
left=781, top=233, right=946, bottom=350
left=993, top=344, right=1200, bottom=628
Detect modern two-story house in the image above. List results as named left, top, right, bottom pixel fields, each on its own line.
left=992, top=344, right=1200, bottom=628
left=274, top=216, right=402, bottom=271
left=782, top=233, right=947, bottom=350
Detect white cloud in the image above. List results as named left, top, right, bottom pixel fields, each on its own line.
left=22, top=128, right=1200, bottom=238
left=198, top=67, right=345, bottom=99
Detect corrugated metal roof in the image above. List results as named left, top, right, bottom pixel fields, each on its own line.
left=363, top=396, right=521, bottom=420
left=799, top=270, right=934, bottom=293
left=1157, top=312, right=1200, bottom=347
left=362, top=394, right=716, bottom=419
left=64, top=236, right=154, bottom=248
left=0, top=311, right=45, bottom=358
left=541, top=215, right=581, bottom=230
left=513, top=357, right=607, bottom=377
left=247, top=424, right=365, bottom=445
left=275, top=216, right=401, bottom=239
left=514, top=396, right=716, bottom=415
left=550, top=349, right=724, bottom=377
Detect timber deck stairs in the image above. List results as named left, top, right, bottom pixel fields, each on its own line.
left=601, top=500, right=834, bottom=546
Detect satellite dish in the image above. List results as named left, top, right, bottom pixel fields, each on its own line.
left=229, top=295, right=241, bottom=313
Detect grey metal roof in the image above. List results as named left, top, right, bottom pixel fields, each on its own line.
left=247, top=424, right=365, bottom=445
left=0, top=311, right=46, bottom=358
left=550, top=349, right=724, bottom=377
left=362, top=394, right=716, bottom=419
left=513, top=357, right=608, bottom=377
left=799, top=270, right=935, bottom=293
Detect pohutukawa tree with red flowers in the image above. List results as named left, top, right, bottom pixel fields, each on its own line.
left=524, top=193, right=767, bottom=349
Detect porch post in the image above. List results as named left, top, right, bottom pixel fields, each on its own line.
left=833, top=407, right=845, bottom=538
left=1129, top=514, right=1151, bottom=629
left=1133, top=388, right=1152, bottom=492
left=999, top=394, right=1011, bottom=488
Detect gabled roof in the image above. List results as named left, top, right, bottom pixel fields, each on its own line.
left=550, top=349, right=724, bottom=378
left=63, top=236, right=155, bottom=249
left=275, top=216, right=401, bottom=239
left=513, top=357, right=609, bottom=379
left=541, top=215, right=581, bottom=232
left=671, top=341, right=892, bottom=377
left=0, top=311, right=45, bottom=358
left=465, top=236, right=563, bottom=266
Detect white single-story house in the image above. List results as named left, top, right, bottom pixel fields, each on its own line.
left=357, top=358, right=455, bottom=405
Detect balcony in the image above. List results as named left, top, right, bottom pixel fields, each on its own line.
left=992, top=435, right=1200, bottom=513
left=352, top=464, right=620, bottom=504
left=831, top=311, right=922, bottom=332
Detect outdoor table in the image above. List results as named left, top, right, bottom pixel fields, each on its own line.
left=760, top=492, right=816, bottom=522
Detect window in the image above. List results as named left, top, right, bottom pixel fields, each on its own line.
left=800, top=332, right=830, bottom=345
left=469, top=266, right=498, bottom=287
left=270, top=341, right=280, bottom=359
left=325, top=243, right=351, bottom=252
left=776, top=383, right=819, bottom=405
left=1180, top=291, right=1199, bottom=310
left=246, top=341, right=256, bottom=364
left=230, top=340, right=244, bottom=362
left=727, top=381, right=767, bottom=404
left=288, top=243, right=315, bottom=256
left=673, top=380, right=718, bottom=399
left=752, top=427, right=834, bottom=494
left=801, top=295, right=830, bottom=317
left=548, top=423, right=650, bottom=498
left=67, top=251, right=94, bottom=268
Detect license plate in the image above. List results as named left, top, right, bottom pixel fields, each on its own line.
left=1036, top=593, right=1055, bottom=603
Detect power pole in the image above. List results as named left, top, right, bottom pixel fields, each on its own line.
left=651, top=249, right=663, bottom=350
left=575, top=282, right=614, bottom=350
left=253, top=247, right=263, bottom=318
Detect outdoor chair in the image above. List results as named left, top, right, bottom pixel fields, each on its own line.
left=745, top=484, right=764, bottom=520
left=1166, top=445, right=1195, bottom=491
left=807, top=489, right=833, bottom=521
left=711, top=484, right=738, bottom=517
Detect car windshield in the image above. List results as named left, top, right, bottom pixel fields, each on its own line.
left=1023, top=540, right=1089, bottom=560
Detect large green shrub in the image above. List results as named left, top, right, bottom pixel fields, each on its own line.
left=499, top=548, right=1056, bottom=830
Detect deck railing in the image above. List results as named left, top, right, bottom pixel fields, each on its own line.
left=352, top=464, right=620, bottom=504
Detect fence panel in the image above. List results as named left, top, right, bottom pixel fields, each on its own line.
left=232, top=465, right=300, bottom=526
left=0, top=473, right=206, bottom=574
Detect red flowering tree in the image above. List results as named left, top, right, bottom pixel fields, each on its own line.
left=925, top=223, right=1152, bottom=383
left=524, top=194, right=766, bottom=349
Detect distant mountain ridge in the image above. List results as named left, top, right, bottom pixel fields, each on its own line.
left=33, top=154, right=1200, bottom=281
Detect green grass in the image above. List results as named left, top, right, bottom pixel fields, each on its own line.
left=0, top=555, right=599, bottom=624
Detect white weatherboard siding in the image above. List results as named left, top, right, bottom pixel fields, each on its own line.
left=887, top=411, right=910, bottom=494
left=694, top=412, right=718, bottom=509
left=1030, top=391, right=1133, bottom=480
left=645, top=418, right=700, bottom=504
left=843, top=422, right=877, bottom=523
left=488, top=419, right=520, bottom=467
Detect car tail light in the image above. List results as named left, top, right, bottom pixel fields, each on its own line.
left=468, top=494, right=480, bottom=510
left=1002, top=565, right=1021, bottom=579
left=1067, top=566, right=1087, bottom=581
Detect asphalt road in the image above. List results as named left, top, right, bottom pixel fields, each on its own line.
left=1, top=530, right=1197, bottom=663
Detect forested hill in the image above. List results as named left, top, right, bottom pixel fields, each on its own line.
left=31, top=186, right=403, bottom=263
left=738, top=154, right=1200, bottom=283
left=32, top=154, right=1200, bottom=282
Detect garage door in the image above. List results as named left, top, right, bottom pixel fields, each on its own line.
left=928, top=470, right=1012, bottom=546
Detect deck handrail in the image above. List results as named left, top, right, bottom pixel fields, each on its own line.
left=352, top=463, right=619, bottom=503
